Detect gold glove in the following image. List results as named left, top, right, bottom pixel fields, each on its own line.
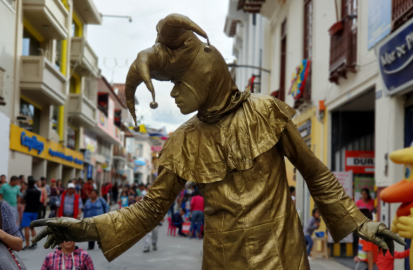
left=355, top=220, right=406, bottom=256
left=396, top=209, right=413, bottom=239
left=30, top=218, right=100, bottom=249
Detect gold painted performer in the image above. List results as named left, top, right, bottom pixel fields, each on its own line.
left=32, top=14, right=405, bottom=269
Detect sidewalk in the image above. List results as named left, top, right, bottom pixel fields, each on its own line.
left=310, top=259, right=351, bottom=270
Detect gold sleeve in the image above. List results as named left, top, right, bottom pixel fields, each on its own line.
left=93, top=167, right=186, bottom=261
left=280, top=121, right=367, bottom=242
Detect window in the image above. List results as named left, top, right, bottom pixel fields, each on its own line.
left=19, top=98, right=41, bottom=134
left=136, top=144, right=143, bottom=158
left=392, top=0, right=413, bottom=31
left=67, top=126, right=78, bottom=150
left=279, top=20, right=287, bottom=102
left=55, top=40, right=62, bottom=70
left=52, top=106, right=59, bottom=132
left=22, top=29, right=40, bottom=56
left=304, top=0, right=313, bottom=59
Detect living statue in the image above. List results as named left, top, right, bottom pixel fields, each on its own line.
left=32, top=14, right=404, bottom=269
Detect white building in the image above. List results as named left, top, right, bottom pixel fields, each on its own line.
left=226, top=0, right=413, bottom=264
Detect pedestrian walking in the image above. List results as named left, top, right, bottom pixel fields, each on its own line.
left=56, top=183, right=82, bottom=219
left=75, top=178, right=83, bottom=196
left=0, top=199, right=25, bottom=269
left=82, top=178, right=94, bottom=204
left=0, top=174, right=6, bottom=189
left=119, top=191, right=128, bottom=209
left=37, top=179, right=48, bottom=219
left=56, top=179, right=64, bottom=194
left=41, top=241, right=94, bottom=270
left=21, top=177, right=42, bottom=250
left=143, top=226, right=158, bottom=253
left=18, top=180, right=27, bottom=225
left=41, top=177, right=51, bottom=198
left=101, top=183, right=109, bottom=202
left=356, top=188, right=375, bottom=213
left=303, top=208, right=321, bottom=259
left=189, top=190, right=204, bottom=239
left=48, top=179, right=60, bottom=218
left=112, top=182, right=119, bottom=205
left=83, top=189, right=108, bottom=250
left=0, top=175, right=21, bottom=225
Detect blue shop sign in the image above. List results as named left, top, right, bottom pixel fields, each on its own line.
left=87, top=165, right=93, bottom=178
left=21, top=132, right=44, bottom=154
left=377, top=18, right=413, bottom=95
left=49, top=149, right=83, bottom=165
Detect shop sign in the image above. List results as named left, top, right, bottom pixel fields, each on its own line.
left=332, top=171, right=353, bottom=199
left=376, top=17, right=413, bottom=95
left=81, top=149, right=92, bottom=164
left=87, top=165, right=93, bottom=179
left=84, top=135, right=97, bottom=153
left=10, top=124, right=83, bottom=169
left=151, top=146, right=163, bottom=152
left=345, top=151, right=375, bottom=174
left=367, top=0, right=391, bottom=49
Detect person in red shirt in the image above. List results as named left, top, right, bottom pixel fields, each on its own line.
left=376, top=249, right=410, bottom=270
left=82, top=178, right=94, bottom=205
left=189, top=190, right=204, bottom=239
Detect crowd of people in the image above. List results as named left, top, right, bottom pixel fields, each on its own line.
left=0, top=174, right=208, bottom=268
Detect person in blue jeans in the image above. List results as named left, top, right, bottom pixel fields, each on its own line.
left=304, top=208, right=321, bottom=259
left=21, top=177, right=42, bottom=250
left=189, top=190, right=204, bottom=239
left=83, top=189, right=108, bottom=250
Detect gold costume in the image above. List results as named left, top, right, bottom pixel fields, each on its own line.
left=31, top=13, right=405, bottom=270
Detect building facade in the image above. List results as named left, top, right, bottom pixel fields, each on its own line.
left=226, top=0, right=413, bottom=265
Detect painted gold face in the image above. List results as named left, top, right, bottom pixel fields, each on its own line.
left=170, top=81, right=201, bottom=115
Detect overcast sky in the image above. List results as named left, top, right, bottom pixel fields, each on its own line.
left=88, top=0, right=234, bottom=132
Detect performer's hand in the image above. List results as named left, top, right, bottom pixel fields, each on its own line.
left=355, top=220, right=406, bottom=256
left=397, top=209, right=413, bottom=239
left=30, top=218, right=99, bottom=249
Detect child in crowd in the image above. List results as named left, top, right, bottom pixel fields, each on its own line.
left=376, top=248, right=410, bottom=270
left=119, top=191, right=129, bottom=209
left=303, top=208, right=321, bottom=259
left=41, top=241, right=94, bottom=270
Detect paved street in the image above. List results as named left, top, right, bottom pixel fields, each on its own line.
left=16, top=213, right=350, bottom=270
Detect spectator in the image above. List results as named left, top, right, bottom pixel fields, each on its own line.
left=0, top=174, right=6, bottom=188
left=83, top=178, right=94, bottom=202
left=376, top=248, right=410, bottom=270
left=21, top=177, right=41, bottom=250
left=41, top=241, right=94, bottom=270
left=290, top=186, right=296, bottom=205
left=19, top=175, right=25, bottom=184
left=189, top=190, right=204, bottom=239
left=75, top=179, right=83, bottom=196
left=37, top=179, right=48, bottom=219
left=354, top=209, right=379, bottom=270
left=41, top=177, right=51, bottom=197
left=18, top=181, right=27, bottom=225
left=84, top=190, right=108, bottom=250
left=101, top=183, right=109, bottom=202
left=48, top=179, right=60, bottom=218
left=0, top=200, right=24, bottom=251
left=112, top=182, right=119, bottom=205
left=303, top=208, right=321, bottom=259
left=120, top=191, right=128, bottom=209
left=128, top=187, right=137, bottom=205
left=106, top=182, right=113, bottom=204
left=0, top=175, right=21, bottom=225
left=172, top=208, right=187, bottom=236
left=56, top=179, right=64, bottom=194
left=356, top=188, right=375, bottom=213
left=57, top=183, right=82, bottom=219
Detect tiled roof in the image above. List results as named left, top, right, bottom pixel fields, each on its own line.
left=113, top=83, right=126, bottom=105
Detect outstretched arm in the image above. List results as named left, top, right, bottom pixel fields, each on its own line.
left=31, top=166, right=186, bottom=262
left=95, top=166, right=185, bottom=261
left=279, top=121, right=404, bottom=253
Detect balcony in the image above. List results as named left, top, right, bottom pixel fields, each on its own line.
left=91, top=109, right=122, bottom=145
left=23, top=0, right=69, bottom=40
left=113, top=145, right=126, bottom=162
left=20, top=56, right=66, bottom=106
left=70, top=37, right=99, bottom=77
left=392, top=0, right=413, bottom=30
left=328, top=18, right=358, bottom=84
left=67, top=94, right=96, bottom=128
left=73, top=0, right=102, bottom=25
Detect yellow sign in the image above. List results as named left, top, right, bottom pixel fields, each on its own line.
left=9, top=124, right=84, bottom=169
